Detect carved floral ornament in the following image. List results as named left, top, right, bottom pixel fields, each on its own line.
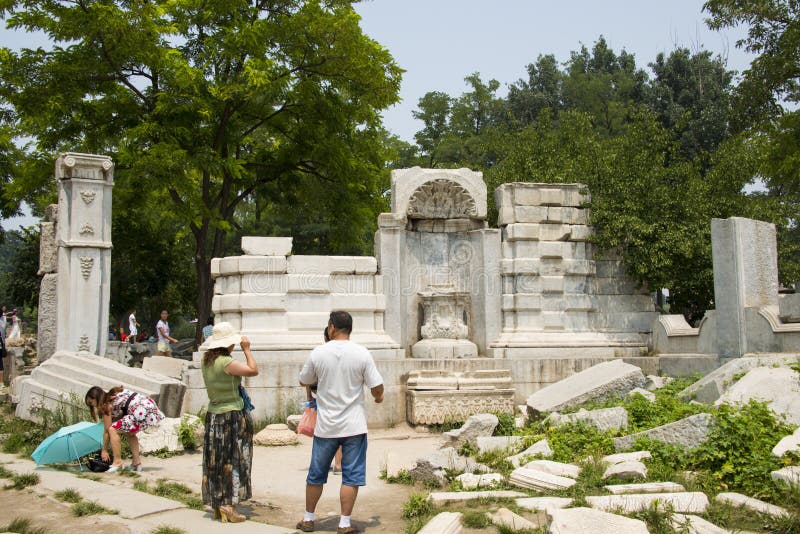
left=80, top=190, right=96, bottom=205
left=80, top=257, right=94, bottom=280
left=77, top=334, right=91, bottom=352
left=79, top=223, right=94, bottom=236
left=407, top=179, right=478, bottom=219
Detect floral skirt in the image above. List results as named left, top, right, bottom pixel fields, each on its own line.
left=202, top=410, right=253, bottom=508
left=111, top=395, right=164, bottom=434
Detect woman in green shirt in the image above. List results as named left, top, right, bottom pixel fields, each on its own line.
left=201, top=322, right=258, bottom=523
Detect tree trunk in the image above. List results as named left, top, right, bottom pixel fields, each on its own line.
left=194, top=227, right=213, bottom=347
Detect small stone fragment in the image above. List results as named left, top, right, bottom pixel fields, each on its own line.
left=603, top=460, right=647, bottom=480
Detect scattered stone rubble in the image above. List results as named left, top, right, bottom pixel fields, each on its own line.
left=773, top=426, right=800, bottom=457
left=506, top=439, right=553, bottom=467
left=715, top=366, right=800, bottom=425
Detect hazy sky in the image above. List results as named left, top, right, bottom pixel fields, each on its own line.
left=2, top=0, right=753, bottom=230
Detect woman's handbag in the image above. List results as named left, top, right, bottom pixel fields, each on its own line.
left=239, top=385, right=254, bottom=413
left=87, top=452, right=113, bottom=472
left=297, top=404, right=317, bottom=437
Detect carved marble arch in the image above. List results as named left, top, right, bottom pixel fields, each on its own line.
left=406, top=179, right=478, bottom=219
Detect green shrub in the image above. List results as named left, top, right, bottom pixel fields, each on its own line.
left=692, top=400, right=792, bottom=499
left=402, top=493, right=432, bottom=519
left=547, top=422, right=615, bottom=463
left=0, top=517, right=49, bottom=534
left=150, top=527, right=187, bottom=534
left=177, top=415, right=201, bottom=450
left=493, top=412, right=516, bottom=436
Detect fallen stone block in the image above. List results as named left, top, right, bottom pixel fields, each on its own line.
left=771, top=466, right=800, bottom=486
left=506, top=439, right=553, bottom=467
left=604, top=482, right=685, bottom=494
left=509, top=467, right=576, bottom=491
left=443, top=413, right=498, bottom=449
left=715, top=366, right=800, bottom=426
left=486, top=507, right=539, bottom=531
left=141, top=355, right=186, bottom=380
left=427, top=490, right=527, bottom=505
left=603, top=460, right=647, bottom=480
left=645, top=375, right=672, bottom=391
left=613, top=413, right=713, bottom=451
left=411, top=447, right=488, bottom=486
left=678, top=354, right=799, bottom=403
left=772, top=427, right=800, bottom=457
left=455, top=472, right=503, bottom=490
left=547, top=406, right=628, bottom=432
left=670, top=514, right=730, bottom=534
left=417, top=512, right=462, bottom=534
left=586, top=492, right=710, bottom=514
left=384, top=451, right=413, bottom=479
left=523, top=460, right=581, bottom=479
left=138, top=416, right=191, bottom=453
left=527, top=360, right=646, bottom=414
left=627, top=388, right=656, bottom=402
left=602, top=451, right=652, bottom=464
left=515, top=496, right=573, bottom=514
left=715, top=492, right=789, bottom=518
left=254, top=423, right=298, bottom=446
left=476, top=435, right=521, bottom=454
left=548, top=507, right=649, bottom=534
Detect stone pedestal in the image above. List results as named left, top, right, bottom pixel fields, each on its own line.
left=411, top=287, right=478, bottom=358
left=37, top=205, right=59, bottom=361
left=53, top=153, right=114, bottom=357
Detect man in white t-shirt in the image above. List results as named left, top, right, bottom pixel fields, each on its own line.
left=296, top=311, right=383, bottom=534
left=156, top=310, right=178, bottom=356
left=128, top=309, right=139, bottom=344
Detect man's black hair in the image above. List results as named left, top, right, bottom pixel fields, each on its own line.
left=329, top=310, right=352, bottom=334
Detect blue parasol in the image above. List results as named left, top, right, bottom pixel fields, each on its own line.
left=31, top=421, right=104, bottom=470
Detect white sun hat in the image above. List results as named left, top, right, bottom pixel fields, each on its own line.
left=206, top=322, right=242, bottom=349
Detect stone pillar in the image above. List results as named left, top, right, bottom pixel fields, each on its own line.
left=711, top=217, right=779, bottom=358
left=37, top=204, right=59, bottom=361
left=54, top=153, right=114, bottom=357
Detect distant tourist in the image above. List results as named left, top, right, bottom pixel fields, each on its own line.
left=201, top=322, right=258, bottom=523
left=0, top=305, right=7, bottom=340
left=7, top=310, right=20, bottom=339
left=156, top=310, right=178, bottom=356
left=84, top=385, right=165, bottom=472
left=202, top=316, right=214, bottom=342
left=128, top=309, right=140, bottom=344
left=296, top=310, right=384, bottom=534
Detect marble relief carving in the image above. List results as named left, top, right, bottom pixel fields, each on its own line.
left=407, top=179, right=477, bottom=219
left=80, top=257, right=94, bottom=280
left=77, top=334, right=91, bottom=352
left=79, top=223, right=94, bottom=236
left=80, top=190, right=96, bottom=205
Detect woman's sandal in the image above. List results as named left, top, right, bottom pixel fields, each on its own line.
left=217, top=505, right=246, bottom=523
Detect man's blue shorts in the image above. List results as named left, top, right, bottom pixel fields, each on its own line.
left=307, top=433, right=368, bottom=487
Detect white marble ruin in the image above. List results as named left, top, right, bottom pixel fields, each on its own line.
left=19, top=161, right=800, bottom=429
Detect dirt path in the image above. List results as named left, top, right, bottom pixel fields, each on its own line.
left=1, top=487, right=131, bottom=534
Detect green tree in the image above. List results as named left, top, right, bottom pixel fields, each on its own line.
left=412, top=91, right=451, bottom=167
left=507, top=54, right=564, bottom=126
left=562, top=37, right=649, bottom=136
left=0, top=226, right=40, bottom=311
left=0, top=0, right=402, bottom=336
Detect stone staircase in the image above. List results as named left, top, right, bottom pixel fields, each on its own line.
left=13, top=351, right=186, bottom=421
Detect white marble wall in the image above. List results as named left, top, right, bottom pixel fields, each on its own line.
left=491, top=183, right=656, bottom=358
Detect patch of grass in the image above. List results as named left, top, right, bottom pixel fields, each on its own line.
left=384, top=468, right=414, bottom=485
left=134, top=479, right=204, bottom=510
left=427, top=420, right=464, bottom=433
left=71, top=500, right=118, bottom=517
left=149, top=527, right=187, bottom=534
left=547, top=422, right=615, bottom=463
left=402, top=493, right=432, bottom=519
left=0, top=517, right=49, bottom=534
left=0, top=464, right=14, bottom=478
left=495, top=526, right=546, bottom=534
left=177, top=415, right=201, bottom=451
left=5, top=472, right=40, bottom=490
left=462, top=510, right=490, bottom=528
left=115, top=468, right=141, bottom=478
left=77, top=472, right=101, bottom=482
left=0, top=395, right=90, bottom=457
left=475, top=449, right=516, bottom=477
left=53, top=488, right=82, bottom=503
left=142, top=447, right=180, bottom=459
